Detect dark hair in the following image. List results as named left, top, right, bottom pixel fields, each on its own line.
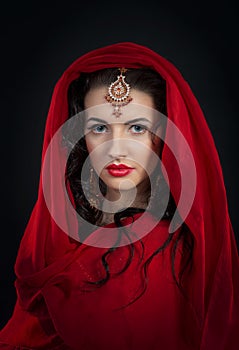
left=65, top=68, right=194, bottom=304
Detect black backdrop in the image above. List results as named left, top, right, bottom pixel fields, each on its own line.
left=0, top=2, right=238, bottom=328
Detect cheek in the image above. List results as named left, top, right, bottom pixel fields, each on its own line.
left=85, top=137, right=108, bottom=173
left=85, top=136, right=103, bottom=157
left=85, top=137, right=97, bottom=166
left=129, top=137, right=160, bottom=163
left=85, top=135, right=94, bottom=153
left=140, top=151, right=156, bottom=173
left=132, top=140, right=160, bottom=176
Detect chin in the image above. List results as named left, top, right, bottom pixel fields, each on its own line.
left=105, top=180, right=138, bottom=192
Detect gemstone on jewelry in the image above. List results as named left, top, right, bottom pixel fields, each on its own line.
left=105, top=68, right=133, bottom=117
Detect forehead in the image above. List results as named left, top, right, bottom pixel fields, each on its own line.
left=84, top=87, right=158, bottom=123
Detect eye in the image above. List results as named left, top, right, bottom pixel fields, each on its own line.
left=88, top=124, right=108, bottom=134
left=130, top=124, right=147, bottom=134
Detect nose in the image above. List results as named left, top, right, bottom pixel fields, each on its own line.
left=108, top=137, right=128, bottom=159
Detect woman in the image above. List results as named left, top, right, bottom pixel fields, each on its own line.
left=0, top=42, right=238, bottom=349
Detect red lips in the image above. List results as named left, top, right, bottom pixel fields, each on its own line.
left=106, top=163, right=134, bottom=177
left=106, top=164, right=133, bottom=170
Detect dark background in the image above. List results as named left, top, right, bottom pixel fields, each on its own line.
left=0, top=2, right=238, bottom=328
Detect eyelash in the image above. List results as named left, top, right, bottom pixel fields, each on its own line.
left=88, top=124, right=148, bottom=135
left=130, top=125, right=147, bottom=134
left=89, top=125, right=108, bottom=134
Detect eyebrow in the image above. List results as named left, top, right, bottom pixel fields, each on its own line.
left=86, top=117, right=152, bottom=125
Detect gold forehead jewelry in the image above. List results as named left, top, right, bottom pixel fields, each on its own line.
left=105, top=68, right=133, bottom=118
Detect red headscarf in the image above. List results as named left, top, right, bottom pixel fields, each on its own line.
left=0, top=42, right=238, bottom=349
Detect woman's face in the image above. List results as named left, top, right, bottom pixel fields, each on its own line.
left=84, top=87, right=163, bottom=196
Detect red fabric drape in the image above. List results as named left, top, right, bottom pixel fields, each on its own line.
left=0, top=42, right=238, bottom=349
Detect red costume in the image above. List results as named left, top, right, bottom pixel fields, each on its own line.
left=0, top=42, right=238, bottom=349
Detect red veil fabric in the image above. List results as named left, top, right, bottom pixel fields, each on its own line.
left=0, top=42, right=238, bottom=349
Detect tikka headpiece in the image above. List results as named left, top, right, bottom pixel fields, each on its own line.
left=105, top=68, right=133, bottom=117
